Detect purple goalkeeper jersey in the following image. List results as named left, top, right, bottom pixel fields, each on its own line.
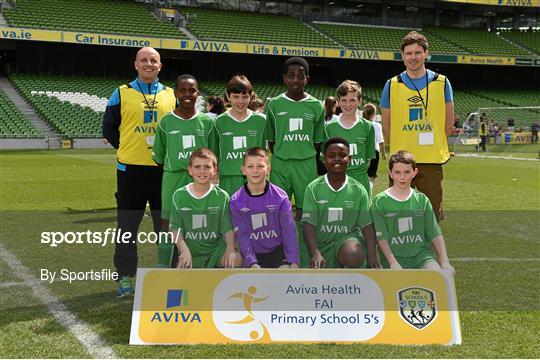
left=230, top=181, right=299, bottom=267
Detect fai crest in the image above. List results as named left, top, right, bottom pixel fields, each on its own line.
left=398, top=287, right=436, bottom=329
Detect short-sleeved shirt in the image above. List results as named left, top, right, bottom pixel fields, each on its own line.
left=152, top=111, right=215, bottom=172
left=214, top=110, right=266, bottom=176
left=372, top=121, right=384, bottom=152
left=380, top=69, right=453, bottom=109
left=372, top=188, right=441, bottom=258
left=169, top=184, right=232, bottom=256
left=230, top=181, right=299, bottom=267
left=301, top=175, right=372, bottom=246
left=324, top=115, right=376, bottom=172
left=265, top=93, right=324, bottom=160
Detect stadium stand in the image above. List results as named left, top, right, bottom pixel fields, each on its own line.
left=499, top=29, right=540, bottom=56
left=424, top=26, right=532, bottom=57
left=3, top=0, right=188, bottom=39
left=0, top=89, right=43, bottom=139
left=313, top=24, right=468, bottom=54
left=179, top=7, right=338, bottom=47
left=8, top=74, right=120, bottom=138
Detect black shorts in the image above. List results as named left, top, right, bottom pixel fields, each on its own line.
left=367, top=150, right=380, bottom=178
left=256, top=245, right=290, bottom=268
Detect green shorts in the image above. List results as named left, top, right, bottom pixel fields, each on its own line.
left=319, top=234, right=366, bottom=269
left=219, top=175, right=245, bottom=196
left=189, top=242, right=227, bottom=268
left=270, top=156, right=317, bottom=209
left=380, top=247, right=436, bottom=269
left=346, top=168, right=371, bottom=198
left=162, top=170, right=192, bottom=220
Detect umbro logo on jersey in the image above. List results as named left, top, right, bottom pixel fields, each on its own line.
left=385, top=212, right=397, bottom=217
left=180, top=207, right=192, bottom=211
left=240, top=207, right=250, bottom=213
left=222, top=132, right=233, bottom=136
left=277, top=112, right=287, bottom=116
left=169, top=130, right=181, bottom=134
left=317, top=199, right=328, bottom=204
left=407, top=95, right=423, bottom=104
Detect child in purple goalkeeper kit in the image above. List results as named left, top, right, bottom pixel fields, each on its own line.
left=230, top=147, right=300, bottom=268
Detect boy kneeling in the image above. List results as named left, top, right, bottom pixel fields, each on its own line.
left=302, top=137, right=379, bottom=269
left=230, top=147, right=299, bottom=268
left=170, top=148, right=242, bottom=268
left=372, top=150, right=455, bottom=276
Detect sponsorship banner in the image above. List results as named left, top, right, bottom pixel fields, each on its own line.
left=502, top=132, right=533, bottom=144
left=457, top=55, right=516, bottom=66
left=246, top=44, right=324, bottom=58
left=442, top=0, right=540, bottom=6
left=63, top=31, right=159, bottom=48
left=0, top=27, right=61, bottom=42
left=130, top=269, right=461, bottom=345
left=327, top=49, right=394, bottom=60
left=179, top=39, right=247, bottom=54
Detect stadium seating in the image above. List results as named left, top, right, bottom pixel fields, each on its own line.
left=179, top=7, right=337, bottom=47
left=0, top=89, right=43, bottom=139
left=3, top=0, right=188, bottom=39
left=499, top=29, right=540, bottom=56
left=424, top=26, right=532, bottom=57
left=9, top=74, right=123, bottom=138
left=313, top=24, right=468, bottom=54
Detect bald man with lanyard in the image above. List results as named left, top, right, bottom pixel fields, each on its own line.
left=380, top=31, right=454, bottom=222
left=103, top=47, right=176, bottom=297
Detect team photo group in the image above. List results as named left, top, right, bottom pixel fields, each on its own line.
left=103, top=31, right=455, bottom=297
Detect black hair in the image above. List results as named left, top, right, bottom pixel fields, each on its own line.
left=206, top=96, right=225, bottom=115
left=323, top=137, right=350, bottom=153
left=283, top=57, right=309, bottom=76
left=175, top=74, right=198, bottom=89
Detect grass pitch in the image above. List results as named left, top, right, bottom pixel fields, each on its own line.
left=0, top=149, right=538, bottom=358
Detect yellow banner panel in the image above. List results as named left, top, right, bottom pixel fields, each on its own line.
left=246, top=44, right=324, bottom=58
left=443, top=0, right=540, bottom=6
left=180, top=40, right=247, bottom=54
left=63, top=32, right=160, bottom=48
left=458, top=55, right=516, bottom=66
left=130, top=269, right=461, bottom=345
left=325, top=48, right=394, bottom=60
left=0, top=27, right=62, bottom=42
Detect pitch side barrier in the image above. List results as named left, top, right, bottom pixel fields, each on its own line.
left=130, top=268, right=461, bottom=345
left=1, top=27, right=539, bottom=67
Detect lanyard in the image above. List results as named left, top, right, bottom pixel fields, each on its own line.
left=136, top=80, right=158, bottom=121
left=407, top=72, right=429, bottom=120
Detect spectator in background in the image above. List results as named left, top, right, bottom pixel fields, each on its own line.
left=363, top=103, right=386, bottom=192
left=206, top=95, right=226, bottom=120
left=249, top=97, right=265, bottom=113
left=531, top=122, right=539, bottom=144
left=324, top=96, right=338, bottom=122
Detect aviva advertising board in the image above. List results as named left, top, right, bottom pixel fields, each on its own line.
left=129, top=269, right=461, bottom=345
left=1, top=27, right=537, bottom=66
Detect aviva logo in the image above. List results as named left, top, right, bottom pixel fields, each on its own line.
left=409, top=108, right=423, bottom=122
left=166, top=289, right=189, bottom=308
left=251, top=213, right=268, bottom=230
left=289, top=118, right=303, bottom=131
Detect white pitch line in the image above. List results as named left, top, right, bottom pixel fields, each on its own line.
left=0, top=242, right=117, bottom=359
left=455, top=153, right=539, bottom=161
left=452, top=257, right=540, bottom=262
left=0, top=281, right=26, bottom=288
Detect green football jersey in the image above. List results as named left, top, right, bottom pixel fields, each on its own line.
left=169, top=184, right=233, bottom=256
left=301, top=175, right=372, bottom=246
left=265, top=93, right=324, bottom=160
left=372, top=189, right=441, bottom=258
left=214, top=110, right=266, bottom=176
left=153, top=112, right=216, bottom=172
left=324, top=115, right=376, bottom=172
